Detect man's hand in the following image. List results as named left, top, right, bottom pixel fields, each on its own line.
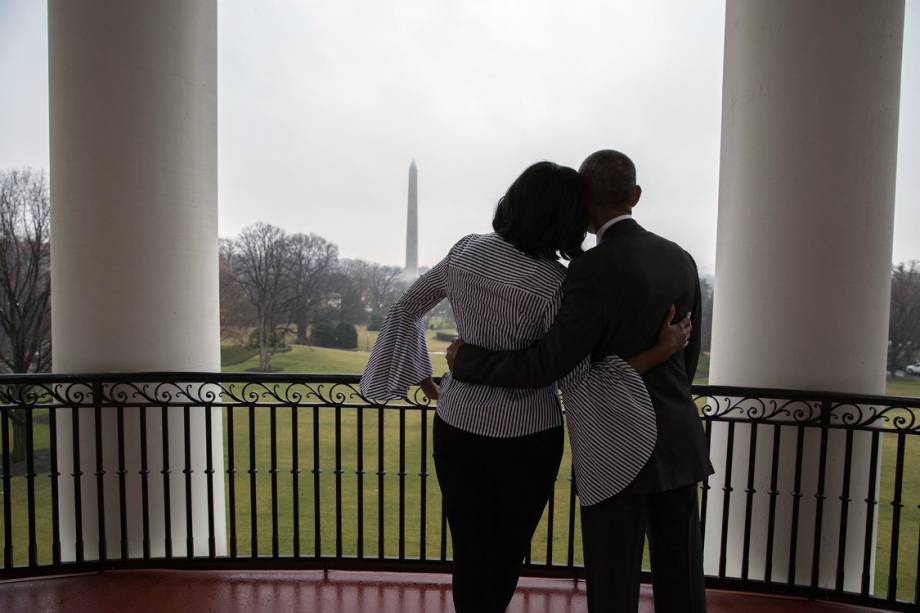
left=446, top=338, right=466, bottom=372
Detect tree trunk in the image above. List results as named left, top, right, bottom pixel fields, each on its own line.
left=8, top=410, right=28, bottom=464
left=258, top=318, right=269, bottom=372
left=295, top=317, right=308, bottom=345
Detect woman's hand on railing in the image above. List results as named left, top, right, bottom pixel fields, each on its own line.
left=418, top=376, right=440, bottom=401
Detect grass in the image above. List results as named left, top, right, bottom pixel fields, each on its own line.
left=1, top=333, right=918, bottom=601
left=884, top=378, right=920, bottom=398
left=222, top=326, right=451, bottom=376
left=220, top=344, right=259, bottom=366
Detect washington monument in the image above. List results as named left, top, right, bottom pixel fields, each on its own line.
left=405, top=160, right=418, bottom=277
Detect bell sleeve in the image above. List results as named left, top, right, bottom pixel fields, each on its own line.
left=360, top=250, right=452, bottom=400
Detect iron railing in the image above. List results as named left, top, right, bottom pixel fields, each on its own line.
left=0, top=373, right=917, bottom=611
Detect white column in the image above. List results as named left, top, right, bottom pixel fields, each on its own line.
left=707, top=0, right=904, bottom=590
left=48, top=0, right=224, bottom=559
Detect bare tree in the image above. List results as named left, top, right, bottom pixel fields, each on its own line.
left=286, top=233, right=338, bottom=344
left=326, top=268, right=367, bottom=325
left=218, top=239, right=255, bottom=345
left=226, top=223, right=294, bottom=371
left=0, top=168, right=51, bottom=462
left=889, top=260, right=920, bottom=370
left=365, top=262, right=406, bottom=314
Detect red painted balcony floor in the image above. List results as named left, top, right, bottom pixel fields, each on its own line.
left=0, top=570, right=883, bottom=613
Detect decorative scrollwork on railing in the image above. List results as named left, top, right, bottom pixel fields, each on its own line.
left=407, top=384, right=437, bottom=408
left=695, top=395, right=820, bottom=423
left=0, top=378, right=439, bottom=412
left=0, top=382, right=94, bottom=408
left=0, top=375, right=917, bottom=433
left=693, top=393, right=920, bottom=433
left=825, top=403, right=920, bottom=431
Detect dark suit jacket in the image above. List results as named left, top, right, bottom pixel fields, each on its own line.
left=452, top=218, right=714, bottom=494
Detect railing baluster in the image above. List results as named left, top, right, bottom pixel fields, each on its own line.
left=116, top=406, right=128, bottom=561
left=787, top=423, right=806, bottom=586
left=398, top=406, right=406, bottom=561
left=1, top=406, right=12, bottom=568
left=270, top=405, right=279, bottom=558
left=93, top=384, right=106, bottom=562
left=887, top=432, right=906, bottom=602
left=835, top=429, right=854, bottom=592
left=49, top=406, right=61, bottom=565
left=914, top=505, right=920, bottom=607
left=741, top=422, right=758, bottom=580
left=291, top=405, right=300, bottom=558
left=810, top=403, right=830, bottom=593
left=700, top=417, right=712, bottom=543
left=356, top=405, right=364, bottom=559
left=764, top=423, right=781, bottom=584
left=227, top=405, right=237, bottom=558
left=161, top=406, right=172, bottom=559
left=860, top=431, right=880, bottom=596
left=566, top=469, right=576, bottom=571
left=26, top=406, right=37, bottom=567
left=419, top=402, right=428, bottom=561
left=335, top=405, right=342, bottom=559
left=72, top=405, right=84, bottom=563
left=248, top=404, right=257, bottom=558
left=312, top=405, right=322, bottom=559
left=183, top=405, right=193, bottom=558
left=139, top=406, right=150, bottom=560
left=718, top=421, right=735, bottom=578
left=377, top=405, right=385, bottom=560
left=205, top=404, right=216, bottom=559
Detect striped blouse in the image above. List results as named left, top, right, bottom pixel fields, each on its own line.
left=360, top=233, right=657, bottom=504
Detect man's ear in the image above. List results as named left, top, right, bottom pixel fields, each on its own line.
left=631, top=185, right=642, bottom=209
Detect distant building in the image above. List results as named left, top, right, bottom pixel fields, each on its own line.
left=405, top=160, right=418, bottom=278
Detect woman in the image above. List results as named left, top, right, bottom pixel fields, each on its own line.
left=360, top=161, right=689, bottom=613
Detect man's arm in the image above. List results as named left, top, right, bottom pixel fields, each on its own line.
left=451, top=257, right=605, bottom=389
left=684, top=261, right=703, bottom=383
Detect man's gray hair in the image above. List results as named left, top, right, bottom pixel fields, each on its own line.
left=578, top=150, right=637, bottom=209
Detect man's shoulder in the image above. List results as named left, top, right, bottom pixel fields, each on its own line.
left=569, top=244, right=611, bottom=275
left=633, top=229, right=697, bottom=266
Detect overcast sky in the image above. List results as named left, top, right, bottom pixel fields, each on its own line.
left=1, top=1, right=918, bottom=274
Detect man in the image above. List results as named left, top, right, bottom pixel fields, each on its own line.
left=446, top=150, right=713, bottom=612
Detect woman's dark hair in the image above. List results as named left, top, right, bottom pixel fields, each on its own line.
left=492, top=161, right=587, bottom=261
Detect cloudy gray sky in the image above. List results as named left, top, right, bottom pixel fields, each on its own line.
left=2, top=0, right=918, bottom=274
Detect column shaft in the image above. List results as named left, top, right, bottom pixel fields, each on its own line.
left=48, top=0, right=225, bottom=560
left=707, top=0, right=904, bottom=589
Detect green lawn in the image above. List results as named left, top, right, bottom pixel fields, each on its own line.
left=221, top=327, right=451, bottom=376
left=884, top=378, right=920, bottom=398
left=1, top=337, right=918, bottom=601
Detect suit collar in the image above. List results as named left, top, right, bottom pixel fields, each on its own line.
left=598, top=217, right=643, bottom=243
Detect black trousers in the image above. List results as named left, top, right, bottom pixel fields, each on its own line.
left=580, top=483, right=707, bottom=613
left=433, top=415, right=564, bottom=613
